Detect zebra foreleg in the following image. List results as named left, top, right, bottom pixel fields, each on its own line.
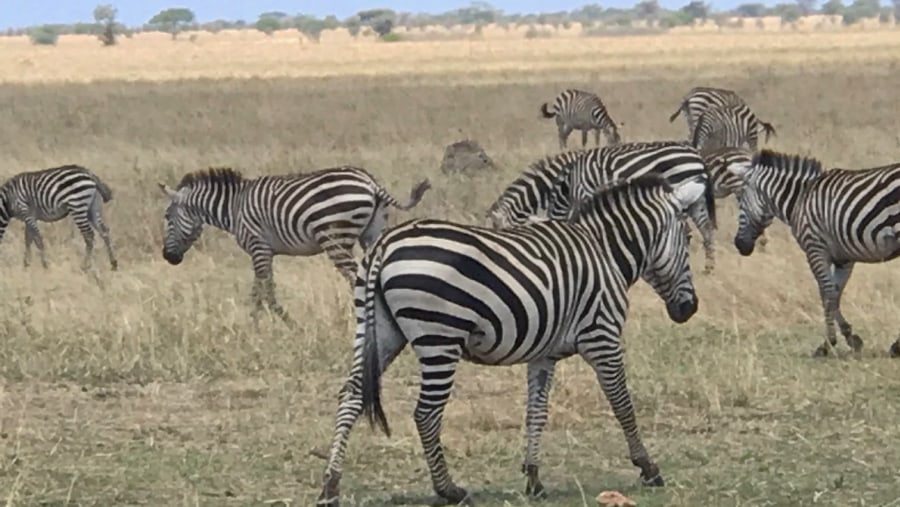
left=23, top=219, right=48, bottom=269
left=806, top=249, right=843, bottom=357
left=89, top=201, right=118, bottom=270
left=579, top=340, right=663, bottom=487
left=522, top=359, right=556, bottom=499
left=260, top=277, right=296, bottom=328
left=686, top=202, right=716, bottom=274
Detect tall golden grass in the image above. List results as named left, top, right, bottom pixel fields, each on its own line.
left=0, top=32, right=898, bottom=506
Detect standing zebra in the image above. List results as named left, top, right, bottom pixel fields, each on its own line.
left=540, top=88, right=622, bottom=150
left=701, top=146, right=769, bottom=251
left=0, top=164, right=118, bottom=271
left=158, top=166, right=431, bottom=327
left=545, top=141, right=719, bottom=273
left=316, top=175, right=707, bottom=506
left=731, top=149, right=900, bottom=357
left=669, top=86, right=747, bottom=138
left=691, top=103, right=777, bottom=153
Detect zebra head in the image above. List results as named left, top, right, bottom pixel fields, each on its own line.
left=158, top=183, right=204, bottom=265
left=571, top=175, right=705, bottom=324
left=485, top=156, right=571, bottom=229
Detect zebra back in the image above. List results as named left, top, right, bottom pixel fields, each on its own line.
left=691, top=103, right=774, bottom=152
left=669, top=86, right=746, bottom=129
left=541, top=89, right=620, bottom=135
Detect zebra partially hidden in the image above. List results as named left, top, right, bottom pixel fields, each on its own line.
left=158, top=166, right=430, bottom=327
left=316, top=175, right=707, bottom=506
left=701, top=146, right=769, bottom=251
left=0, top=164, right=118, bottom=271
left=691, top=103, right=776, bottom=153
left=731, top=149, right=900, bottom=358
left=540, top=88, right=622, bottom=150
left=669, top=85, right=752, bottom=138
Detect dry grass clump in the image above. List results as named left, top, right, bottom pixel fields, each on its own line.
left=0, top=40, right=898, bottom=506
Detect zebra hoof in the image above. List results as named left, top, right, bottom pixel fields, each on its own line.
left=889, top=339, right=900, bottom=358
left=436, top=485, right=472, bottom=506
left=641, top=472, right=665, bottom=487
left=812, top=345, right=832, bottom=358
left=846, top=334, right=863, bottom=353
left=316, top=498, right=339, bottom=507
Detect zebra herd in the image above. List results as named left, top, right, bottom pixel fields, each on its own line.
left=1, top=84, right=899, bottom=506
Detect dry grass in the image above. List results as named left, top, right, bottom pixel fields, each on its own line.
left=1, top=34, right=899, bottom=507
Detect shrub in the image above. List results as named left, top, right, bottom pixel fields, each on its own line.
left=30, top=25, right=59, bottom=45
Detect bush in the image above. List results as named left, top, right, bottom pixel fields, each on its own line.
left=380, top=32, right=403, bottom=42
left=30, top=25, right=59, bottom=45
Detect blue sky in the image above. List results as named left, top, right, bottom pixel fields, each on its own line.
left=2, top=0, right=791, bottom=29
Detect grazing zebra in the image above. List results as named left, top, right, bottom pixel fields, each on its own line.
left=316, top=175, right=708, bottom=507
left=0, top=164, right=118, bottom=271
left=701, top=146, right=769, bottom=251
left=484, top=151, right=582, bottom=229
left=691, top=103, right=777, bottom=153
left=540, top=88, right=622, bottom=150
left=158, top=166, right=431, bottom=327
left=731, top=149, right=900, bottom=358
left=669, top=86, right=747, bottom=138
left=545, top=141, right=719, bottom=273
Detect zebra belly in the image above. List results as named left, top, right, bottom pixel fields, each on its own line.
left=270, top=239, right=323, bottom=256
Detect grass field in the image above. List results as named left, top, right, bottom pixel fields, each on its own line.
left=1, top=32, right=899, bottom=507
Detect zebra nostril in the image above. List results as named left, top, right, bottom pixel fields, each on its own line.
left=162, top=249, right=183, bottom=265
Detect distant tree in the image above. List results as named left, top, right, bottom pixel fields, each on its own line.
left=843, top=0, right=880, bottom=24
left=148, top=7, right=196, bottom=39
left=894, top=0, right=900, bottom=19
left=682, top=1, right=710, bottom=20
left=259, top=11, right=289, bottom=20
left=343, top=16, right=362, bottom=36
left=255, top=15, right=281, bottom=35
left=636, top=0, right=662, bottom=20
left=29, top=25, right=59, bottom=45
left=94, top=4, right=119, bottom=46
left=357, top=8, right=396, bottom=37
left=773, top=3, right=803, bottom=23
left=735, top=3, right=767, bottom=16
left=821, top=0, right=844, bottom=15
left=294, top=15, right=340, bottom=42
left=796, top=0, right=818, bottom=15
left=571, top=3, right=605, bottom=22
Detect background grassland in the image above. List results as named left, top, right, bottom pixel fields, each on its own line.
left=1, top=34, right=899, bottom=507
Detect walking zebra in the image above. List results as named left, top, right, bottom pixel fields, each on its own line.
left=0, top=164, right=118, bottom=271
left=540, top=88, right=622, bottom=150
left=701, top=146, right=769, bottom=251
left=669, top=86, right=747, bottom=138
left=316, top=175, right=708, bottom=506
left=544, top=141, right=719, bottom=273
left=691, top=103, right=777, bottom=153
left=158, top=166, right=431, bottom=327
left=731, top=149, right=900, bottom=357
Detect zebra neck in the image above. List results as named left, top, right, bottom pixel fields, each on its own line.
left=768, top=175, right=814, bottom=226
left=189, top=194, right=238, bottom=233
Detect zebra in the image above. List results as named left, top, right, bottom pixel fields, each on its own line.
left=0, top=164, right=118, bottom=271
left=730, top=149, right=900, bottom=358
left=691, top=103, right=777, bottom=153
left=544, top=141, right=719, bottom=273
left=316, top=175, right=708, bottom=506
left=701, top=146, right=769, bottom=251
left=669, top=86, right=748, bottom=138
left=540, top=88, right=622, bottom=150
left=158, top=166, right=431, bottom=327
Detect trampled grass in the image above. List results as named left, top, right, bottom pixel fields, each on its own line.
left=0, top=33, right=899, bottom=506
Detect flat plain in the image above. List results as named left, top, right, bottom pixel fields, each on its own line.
left=1, top=30, right=899, bottom=507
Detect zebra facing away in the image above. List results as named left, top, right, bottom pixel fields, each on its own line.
left=540, top=88, right=622, bottom=150
left=691, top=103, right=777, bottom=153
left=731, top=149, right=900, bottom=358
left=158, top=166, right=431, bottom=327
left=701, top=146, right=769, bottom=251
left=669, top=86, right=748, bottom=138
left=545, top=141, right=719, bottom=273
left=0, top=164, right=118, bottom=271
left=316, top=175, right=708, bottom=507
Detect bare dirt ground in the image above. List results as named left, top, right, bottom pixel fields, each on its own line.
left=1, top=34, right=899, bottom=506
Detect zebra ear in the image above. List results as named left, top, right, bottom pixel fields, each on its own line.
left=158, top=182, right=178, bottom=199
left=672, top=180, right=706, bottom=211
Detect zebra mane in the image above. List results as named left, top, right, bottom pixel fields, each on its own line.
left=752, top=149, right=823, bottom=177
left=177, top=167, right=245, bottom=190
left=568, top=174, right=673, bottom=222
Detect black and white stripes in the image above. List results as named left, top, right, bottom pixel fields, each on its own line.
left=732, top=149, right=900, bottom=357
left=691, top=103, right=777, bottom=152
left=540, top=88, right=622, bottom=150
left=316, top=175, right=707, bottom=507
left=669, top=86, right=747, bottom=137
left=158, top=166, right=430, bottom=326
left=0, top=164, right=118, bottom=271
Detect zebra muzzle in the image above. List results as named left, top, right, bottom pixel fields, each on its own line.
left=162, top=249, right=184, bottom=265
left=667, top=296, right=698, bottom=324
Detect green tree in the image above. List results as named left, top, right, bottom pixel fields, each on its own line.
left=255, top=15, right=281, bottom=35
left=94, top=4, right=119, bottom=46
left=148, top=7, right=196, bottom=39
left=29, top=25, right=59, bottom=45
left=796, top=0, right=818, bottom=15
left=682, top=0, right=710, bottom=20
left=357, top=8, right=396, bottom=36
left=735, top=3, right=767, bottom=16
left=636, top=0, right=662, bottom=20
left=821, top=0, right=844, bottom=15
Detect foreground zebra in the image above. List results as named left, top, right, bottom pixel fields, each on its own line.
left=316, top=175, right=707, bottom=506
left=669, top=86, right=747, bottom=138
left=540, top=88, right=622, bottom=150
left=158, top=166, right=430, bottom=327
left=0, top=164, right=118, bottom=271
left=545, top=141, right=719, bottom=273
left=701, top=146, right=769, bottom=251
left=691, top=103, right=777, bottom=153
left=731, top=149, right=900, bottom=357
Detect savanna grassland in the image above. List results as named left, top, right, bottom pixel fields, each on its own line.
left=1, top=30, right=900, bottom=507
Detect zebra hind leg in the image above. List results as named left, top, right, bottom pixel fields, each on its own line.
left=831, top=262, right=863, bottom=353
left=411, top=341, right=472, bottom=505
left=889, top=337, right=900, bottom=358
left=72, top=213, right=96, bottom=271
left=89, top=197, right=118, bottom=270
left=522, top=360, right=556, bottom=499
left=24, top=219, right=49, bottom=269
left=23, top=225, right=34, bottom=268
left=686, top=201, right=716, bottom=274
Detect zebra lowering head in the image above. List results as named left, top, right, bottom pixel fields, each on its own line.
left=570, top=174, right=704, bottom=323
left=731, top=150, right=822, bottom=256
left=158, top=168, right=243, bottom=265
left=484, top=152, right=578, bottom=229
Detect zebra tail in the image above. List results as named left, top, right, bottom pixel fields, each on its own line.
left=360, top=247, right=391, bottom=437
left=668, top=102, right=685, bottom=123
left=394, top=179, right=432, bottom=210
left=761, top=121, right=777, bottom=143
left=540, top=102, right=555, bottom=119
left=703, top=174, right=717, bottom=229
left=94, top=177, right=114, bottom=202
